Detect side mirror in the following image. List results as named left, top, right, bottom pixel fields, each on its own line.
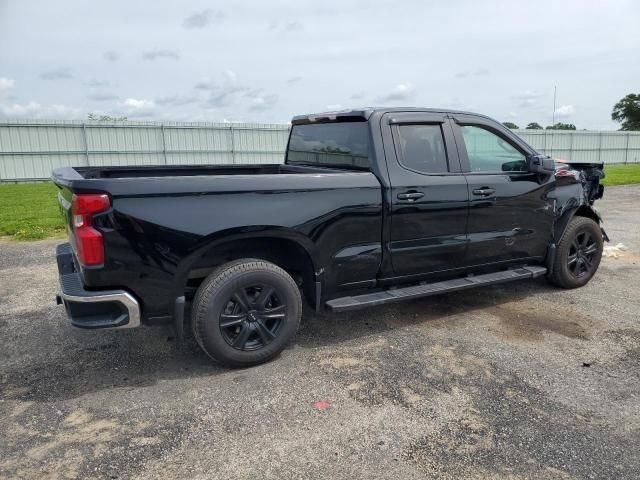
left=527, top=154, right=555, bottom=174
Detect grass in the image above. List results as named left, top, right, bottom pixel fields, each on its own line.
left=0, top=164, right=639, bottom=241
left=600, top=164, right=640, bottom=186
left=0, top=182, right=66, bottom=241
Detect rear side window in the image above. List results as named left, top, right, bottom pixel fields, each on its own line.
left=286, top=122, right=370, bottom=170
left=396, top=124, right=449, bottom=174
left=460, top=125, right=527, bottom=172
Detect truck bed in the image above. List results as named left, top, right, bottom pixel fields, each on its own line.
left=62, top=163, right=343, bottom=180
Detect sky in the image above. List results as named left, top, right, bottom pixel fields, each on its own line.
left=0, top=0, right=638, bottom=129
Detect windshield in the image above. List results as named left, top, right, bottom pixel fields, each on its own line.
left=286, top=122, right=370, bottom=170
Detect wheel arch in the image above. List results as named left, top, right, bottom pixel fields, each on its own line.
left=554, top=205, right=603, bottom=244
left=175, top=228, right=319, bottom=309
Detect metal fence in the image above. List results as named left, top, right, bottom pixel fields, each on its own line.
left=0, top=119, right=290, bottom=182
left=0, top=119, right=639, bottom=182
left=514, top=129, right=640, bottom=164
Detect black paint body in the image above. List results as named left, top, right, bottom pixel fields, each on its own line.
left=52, top=108, right=604, bottom=323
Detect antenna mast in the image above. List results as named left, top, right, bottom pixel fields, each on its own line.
left=552, top=85, right=557, bottom=126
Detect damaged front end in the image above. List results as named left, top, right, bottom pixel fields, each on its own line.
left=552, top=159, right=609, bottom=242
left=555, top=159, right=605, bottom=204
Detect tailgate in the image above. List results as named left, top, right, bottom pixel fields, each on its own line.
left=55, top=183, right=74, bottom=240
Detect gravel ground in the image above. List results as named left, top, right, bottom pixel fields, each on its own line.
left=1, top=185, right=639, bottom=480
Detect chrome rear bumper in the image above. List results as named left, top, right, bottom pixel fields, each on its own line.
left=56, top=243, right=140, bottom=329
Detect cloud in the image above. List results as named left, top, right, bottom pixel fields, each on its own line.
left=183, top=9, right=224, bottom=28
left=141, top=49, right=180, bottom=61
left=223, top=70, right=237, bottom=83
left=248, top=94, right=278, bottom=111
left=40, top=68, right=73, bottom=80
left=197, top=70, right=251, bottom=108
left=287, top=76, right=302, bottom=85
left=0, top=101, right=81, bottom=119
left=204, top=91, right=237, bottom=109
left=513, top=90, right=543, bottom=108
left=326, top=104, right=344, bottom=111
left=0, top=77, right=15, bottom=94
left=103, top=51, right=119, bottom=62
left=268, top=20, right=303, bottom=32
left=118, top=98, right=156, bottom=116
left=87, top=92, right=119, bottom=102
left=514, top=90, right=542, bottom=100
left=285, top=21, right=302, bottom=31
left=350, top=92, right=365, bottom=100
left=194, top=80, right=215, bottom=90
left=194, top=71, right=279, bottom=112
left=555, top=104, right=575, bottom=118
left=455, top=68, right=489, bottom=78
left=443, top=98, right=478, bottom=111
left=155, top=94, right=198, bottom=107
left=120, top=98, right=154, bottom=109
left=518, top=98, right=537, bottom=108
left=377, top=84, right=414, bottom=103
left=86, top=79, right=110, bottom=87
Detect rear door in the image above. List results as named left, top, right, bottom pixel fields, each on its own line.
left=381, top=112, right=469, bottom=279
left=450, top=114, right=555, bottom=266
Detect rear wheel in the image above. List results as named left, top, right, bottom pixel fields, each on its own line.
left=192, top=259, right=302, bottom=367
left=549, top=216, right=603, bottom=289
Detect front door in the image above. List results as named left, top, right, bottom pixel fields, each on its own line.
left=382, top=112, right=469, bottom=279
left=450, top=115, right=555, bottom=266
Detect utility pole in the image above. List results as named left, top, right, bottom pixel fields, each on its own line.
left=549, top=85, right=557, bottom=156
left=552, top=85, right=557, bottom=126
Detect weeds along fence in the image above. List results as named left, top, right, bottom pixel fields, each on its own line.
left=0, top=119, right=639, bottom=182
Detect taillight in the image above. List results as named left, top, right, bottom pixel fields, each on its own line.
left=71, top=193, right=110, bottom=266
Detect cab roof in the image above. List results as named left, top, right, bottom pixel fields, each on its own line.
left=291, top=107, right=486, bottom=125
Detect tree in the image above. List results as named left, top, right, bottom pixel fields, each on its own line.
left=611, top=93, right=640, bottom=130
left=525, top=122, right=543, bottom=130
left=545, top=122, right=576, bottom=130
left=87, top=113, right=128, bottom=121
left=502, top=122, right=519, bottom=129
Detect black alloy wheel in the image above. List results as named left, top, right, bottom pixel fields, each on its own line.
left=567, top=229, right=598, bottom=279
left=219, top=284, right=286, bottom=351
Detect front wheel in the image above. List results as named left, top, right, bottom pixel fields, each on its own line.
left=549, top=216, right=604, bottom=289
left=192, top=259, right=302, bottom=367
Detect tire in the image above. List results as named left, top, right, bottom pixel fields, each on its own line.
left=191, top=259, right=302, bottom=367
left=549, top=216, right=603, bottom=289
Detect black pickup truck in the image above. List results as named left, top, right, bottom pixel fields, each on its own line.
left=53, top=108, right=606, bottom=366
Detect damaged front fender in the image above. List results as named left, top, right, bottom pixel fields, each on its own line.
left=552, top=160, right=608, bottom=243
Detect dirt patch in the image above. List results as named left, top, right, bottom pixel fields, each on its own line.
left=0, top=406, right=190, bottom=479
left=382, top=291, right=590, bottom=343
left=489, top=300, right=591, bottom=342
left=402, top=363, right=636, bottom=480
left=424, top=344, right=496, bottom=381
left=382, top=294, right=493, bottom=329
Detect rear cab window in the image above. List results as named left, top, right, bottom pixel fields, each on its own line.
left=396, top=124, right=449, bottom=174
left=286, top=122, right=370, bottom=170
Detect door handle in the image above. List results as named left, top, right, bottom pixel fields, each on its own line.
left=472, top=188, right=495, bottom=196
left=397, top=191, right=424, bottom=202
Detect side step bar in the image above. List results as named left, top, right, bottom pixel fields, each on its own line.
left=326, top=266, right=547, bottom=313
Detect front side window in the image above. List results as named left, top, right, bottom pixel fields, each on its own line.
left=461, top=125, right=526, bottom=172
left=286, top=122, right=370, bottom=169
left=396, top=124, right=449, bottom=174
